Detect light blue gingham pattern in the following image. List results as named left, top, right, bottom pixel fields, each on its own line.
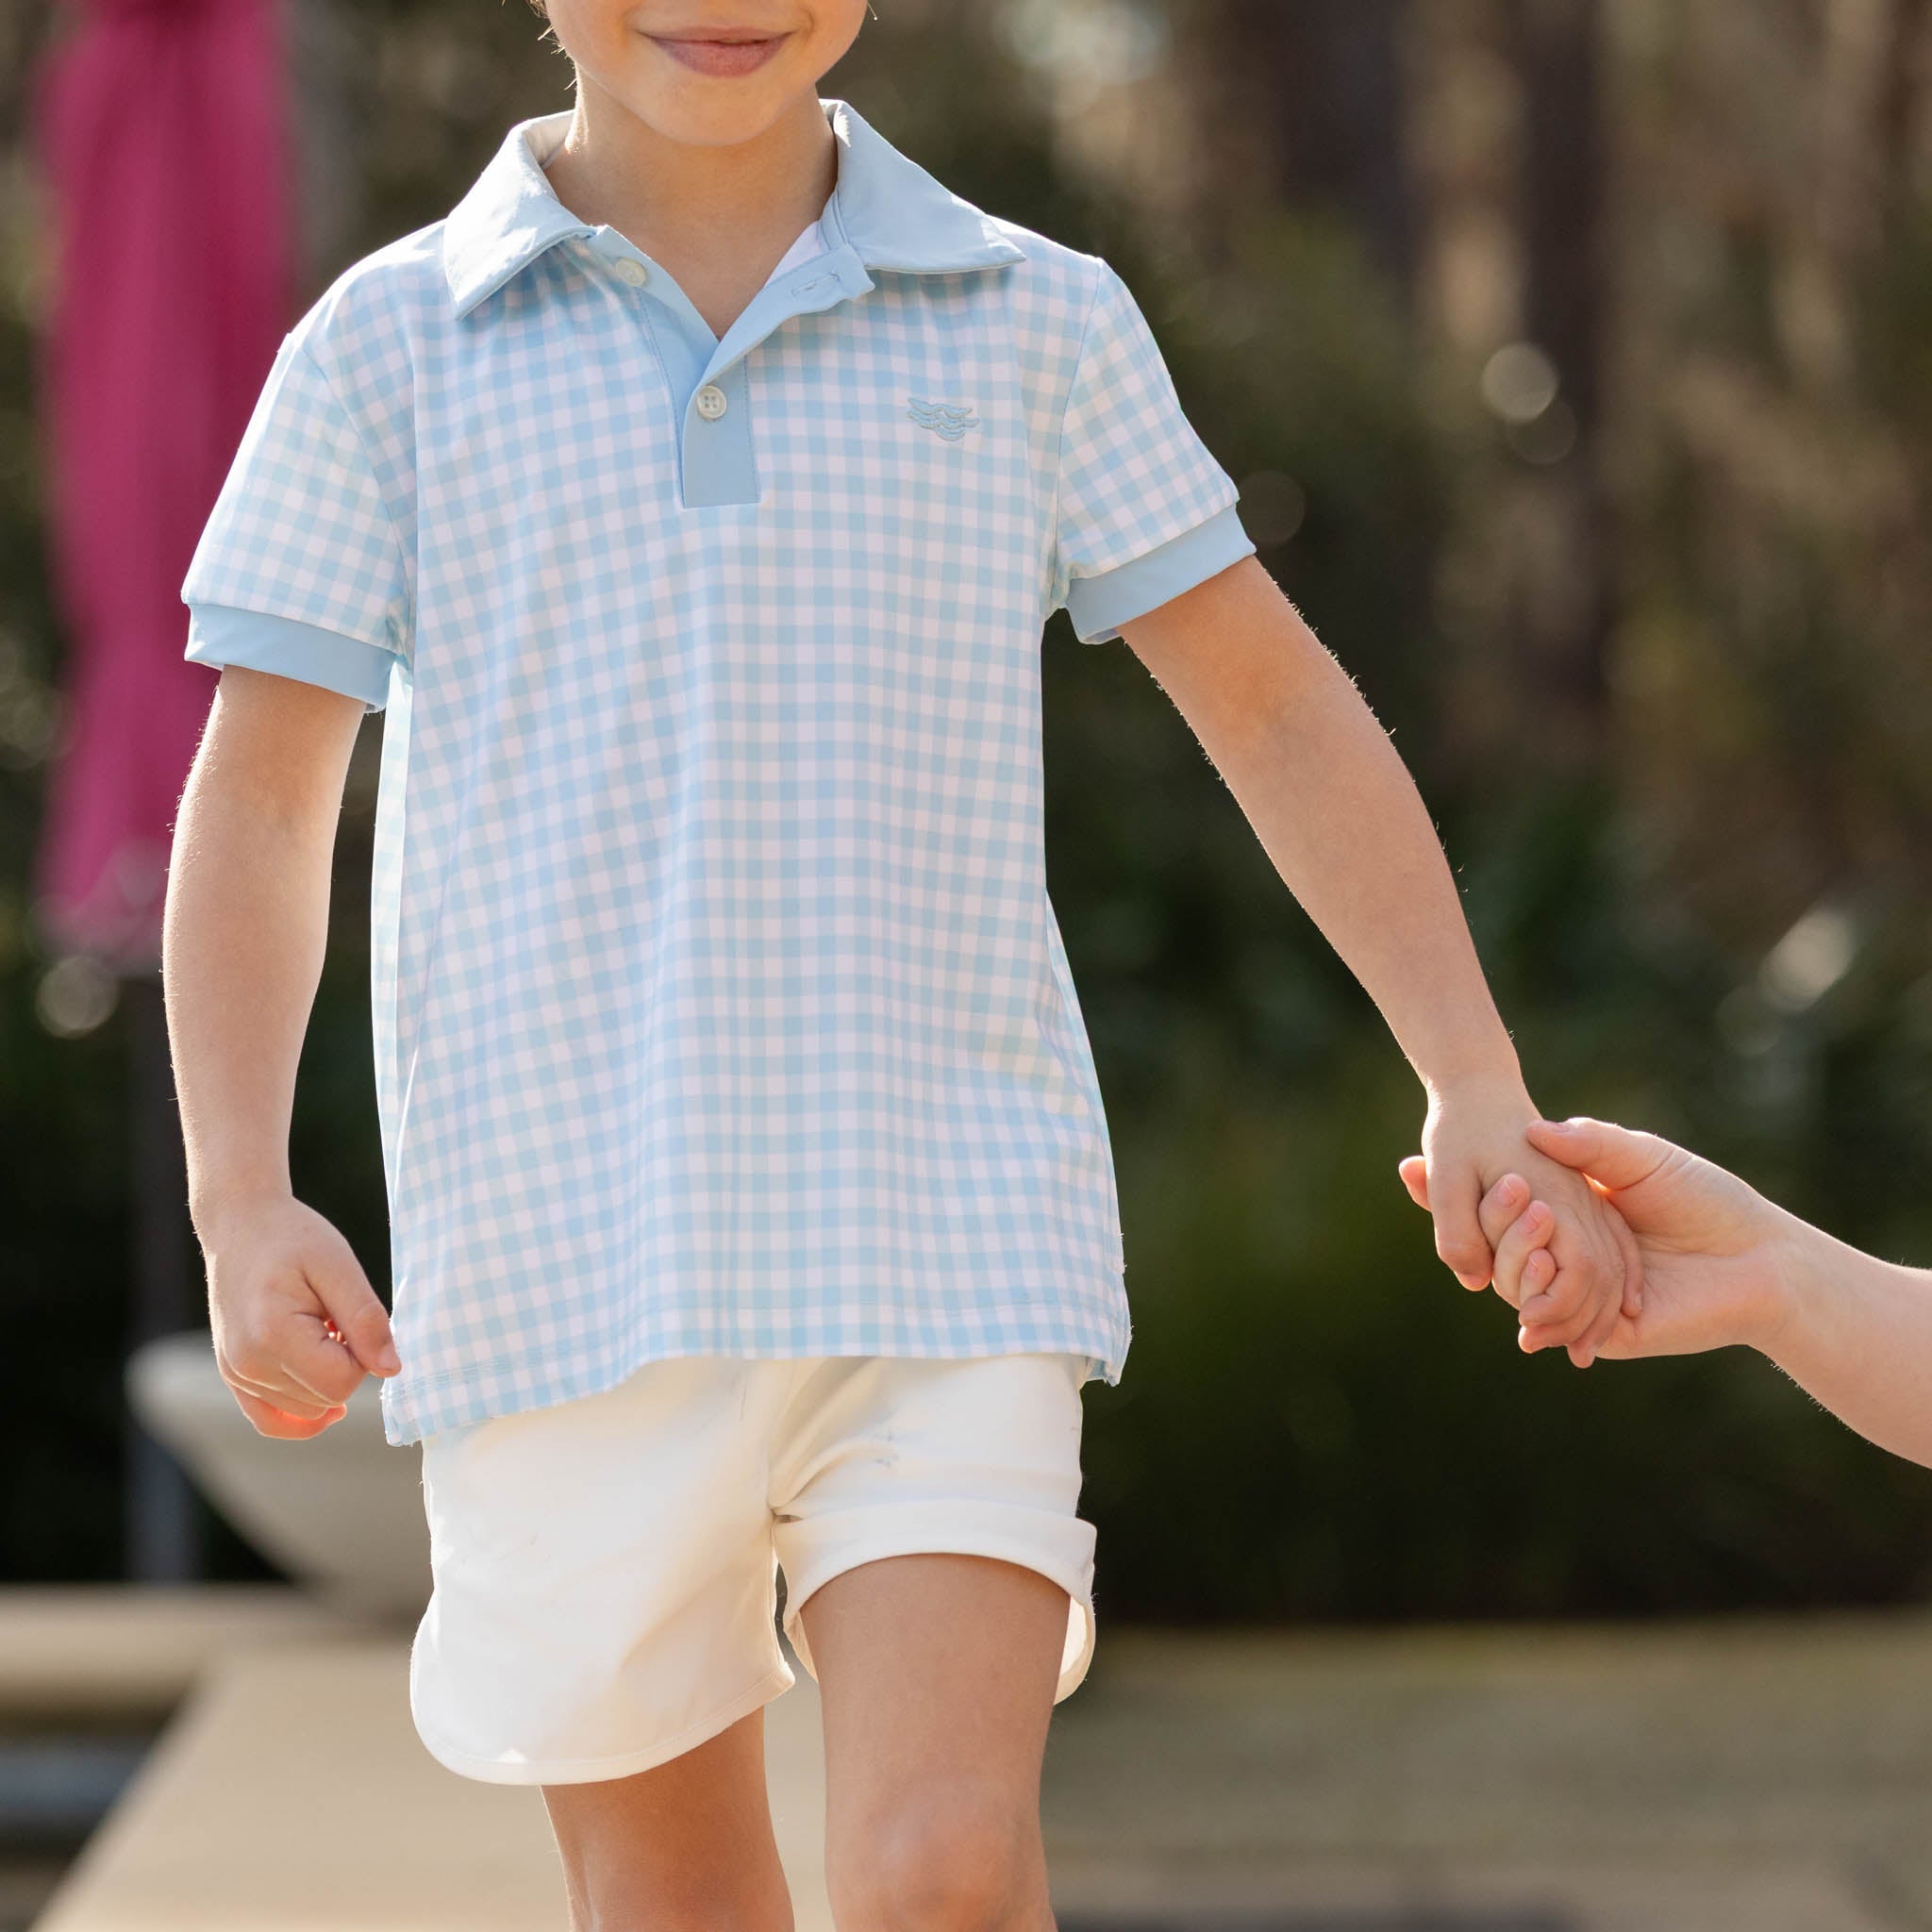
left=182, top=214, right=832, bottom=712
left=179, top=99, right=1256, bottom=1445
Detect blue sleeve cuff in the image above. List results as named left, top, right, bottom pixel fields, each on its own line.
left=1064, top=502, right=1258, bottom=645
left=184, top=603, right=397, bottom=712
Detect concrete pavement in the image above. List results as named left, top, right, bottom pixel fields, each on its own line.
left=1043, top=1616, right=1932, bottom=1928
left=12, top=1590, right=1932, bottom=1930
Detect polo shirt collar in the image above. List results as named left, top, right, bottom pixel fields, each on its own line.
left=444, top=96, right=1024, bottom=319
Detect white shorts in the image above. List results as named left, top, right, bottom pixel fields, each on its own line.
left=408, top=1350, right=1099, bottom=1785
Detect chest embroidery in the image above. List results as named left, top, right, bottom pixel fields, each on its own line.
left=906, top=395, right=980, bottom=441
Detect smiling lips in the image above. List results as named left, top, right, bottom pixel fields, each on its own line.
left=650, top=27, right=787, bottom=76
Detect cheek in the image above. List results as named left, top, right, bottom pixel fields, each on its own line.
left=561, top=1, right=687, bottom=66
left=806, top=0, right=872, bottom=67
left=541, top=0, right=619, bottom=68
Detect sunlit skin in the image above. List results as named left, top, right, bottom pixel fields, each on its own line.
left=1399, top=1123, right=1773, bottom=1359
left=1400, top=1117, right=1932, bottom=1472
left=169, top=659, right=403, bottom=1440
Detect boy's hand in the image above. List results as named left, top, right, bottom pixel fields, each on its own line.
left=1405, top=1116, right=1790, bottom=1360
left=1418, top=1074, right=1643, bottom=1367
left=196, top=1192, right=402, bottom=1439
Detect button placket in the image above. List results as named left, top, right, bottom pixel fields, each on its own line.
left=582, top=239, right=874, bottom=508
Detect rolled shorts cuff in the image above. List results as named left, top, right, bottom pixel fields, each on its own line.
left=776, top=1494, right=1098, bottom=1705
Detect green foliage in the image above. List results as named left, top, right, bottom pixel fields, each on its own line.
left=1073, top=786, right=1932, bottom=1622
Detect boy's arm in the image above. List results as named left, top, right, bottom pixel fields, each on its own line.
left=1115, top=556, right=1639, bottom=1363
left=165, top=666, right=402, bottom=1437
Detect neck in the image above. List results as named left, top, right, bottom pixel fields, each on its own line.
left=541, top=81, right=838, bottom=266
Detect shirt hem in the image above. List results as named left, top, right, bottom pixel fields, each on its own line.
left=380, top=1307, right=1130, bottom=1447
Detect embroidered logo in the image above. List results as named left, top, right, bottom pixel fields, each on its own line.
left=906, top=395, right=980, bottom=441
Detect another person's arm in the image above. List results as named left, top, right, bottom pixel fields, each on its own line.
left=165, top=664, right=402, bottom=1439
left=1118, top=557, right=1641, bottom=1365
left=1400, top=1118, right=1932, bottom=1470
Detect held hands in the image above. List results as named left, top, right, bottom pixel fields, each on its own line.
left=195, top=1192, right=403, bottom=1439
left=1416, top=1075, right=1644, bottom=1367
left=1402, top=1116, right=1790, bottom=1360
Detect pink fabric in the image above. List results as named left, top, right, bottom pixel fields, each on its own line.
left=30, top=0, right=293, bottom=968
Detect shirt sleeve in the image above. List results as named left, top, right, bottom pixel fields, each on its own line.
left=180, top=330, right=412, bottom=691
left=184, top=603, right=398, bottom=712
left=1051, top=259, right=1257, bottom=645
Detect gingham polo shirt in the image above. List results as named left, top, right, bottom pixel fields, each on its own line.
left=179, top=98, right=1257, bottom=1446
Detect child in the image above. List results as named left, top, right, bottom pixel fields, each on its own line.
left=164, top=5, right=1641, bottom=1925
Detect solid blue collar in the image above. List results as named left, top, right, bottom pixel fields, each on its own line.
left=443, top=95, right=1024, bottom=319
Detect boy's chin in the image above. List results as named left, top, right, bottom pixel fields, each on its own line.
left=600, top=71, right=812, bottom=148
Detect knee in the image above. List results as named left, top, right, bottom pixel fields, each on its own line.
left=828, top=1791, right=1044, bottom=1932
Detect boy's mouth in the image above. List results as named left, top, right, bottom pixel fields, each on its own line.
left=647, top=27, right=789, bottom=77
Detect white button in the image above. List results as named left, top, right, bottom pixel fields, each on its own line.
left=695, top=384, right=728, bottom=421
left=613, top=258, right=648, bottom=286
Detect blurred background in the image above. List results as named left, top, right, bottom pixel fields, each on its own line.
left=5, top=2, right=1932, bottom=1924
left=6, top=0, right=1929, bottom=1618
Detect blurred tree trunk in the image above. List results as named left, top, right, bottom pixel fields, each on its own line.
left=1506, top=0, right=1613, bottom=767
left=0, top=0, right=60, bottom=145
left=1189, top=0, right=1416, bottom=302
left=1879, top=0, right=1929, bottom=221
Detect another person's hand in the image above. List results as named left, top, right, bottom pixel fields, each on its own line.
left=1400, top=1115, right=1790, bottom=1359
left=1418, top=1076, right=1644, bottom=1368
left=196, top=1192, right=402, bottom=1438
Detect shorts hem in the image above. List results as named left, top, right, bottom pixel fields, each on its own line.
left=412, top=1658, right=798, bottom=1787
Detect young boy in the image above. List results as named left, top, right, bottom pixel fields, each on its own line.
left=164, top=5, right=1641, bottom=1925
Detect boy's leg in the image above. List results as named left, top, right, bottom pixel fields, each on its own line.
left=411, top=1354, right=810, bottom=1932
left=799, top=1550, right=1066, bottom=1932
left=541, top=1708, right=794, bottom=1932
